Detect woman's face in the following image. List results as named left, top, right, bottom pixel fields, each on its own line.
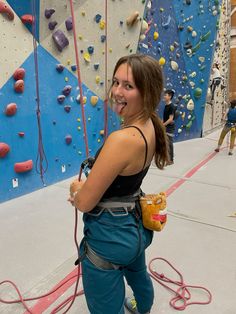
left=111, top=63, right=143, bottom=118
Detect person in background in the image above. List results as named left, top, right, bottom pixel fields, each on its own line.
left=163, top=89, right=175, bottom=165
left=215, top=99, right=236, bottom=156
left=68, top=54, right=169, bottom=314
left=210, top=63, right=222, bottom=101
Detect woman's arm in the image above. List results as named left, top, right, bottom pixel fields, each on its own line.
left=72, top=131, right=133, bottom=212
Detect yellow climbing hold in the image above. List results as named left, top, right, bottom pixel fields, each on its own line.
left=83, top=52, right=91, bottom=63
left=109, top=48, right=112, bottom=53
left=159, top=57, right=166, bottom=66
left=95, top=76, right=101, bottom=84
left=90, top=96, right=99, bottom=106
left=78, top=126, right=81, bottom=130
left=78, top=35, right=83, bottom=40
left=170, top=45, right=175, bottom=52
left=126, top=11, right=139, bottom=27
left=98, top=138, right=101, bottom=143
left=100, top=130, right=105, bottom=136
left=153, top=31, right=159, bottom=40
left=67, top=59, right=71, bottom=65
left=65, top=77, right=69, bottom=82
left=77, top=118, right=81, bottom=122
left=81, top=11, right=85, bottom=16
left=99, top=20, right=105, bottom=30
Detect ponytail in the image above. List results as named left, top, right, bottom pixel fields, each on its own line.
left=151, top=112, right=169, bottom=169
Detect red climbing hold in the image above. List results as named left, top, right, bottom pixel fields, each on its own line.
left=18, top=132, right=25, bottom=137
left=14, top=80, right=24, bottom=93
left=5, top=103, right=17, bottom=116
left=13, top=68, right=25, bottom=81
left=21, top=14, right=34, bottom=25
left=0, top=1, right=14, bottom=20
left=14, top=160, right=33, bottom=173
left=0, top=142, right=10, bottom=158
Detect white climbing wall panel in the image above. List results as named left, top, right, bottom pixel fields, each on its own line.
left=0, top=0, right=33, bottom=89
left=202, top=0, right=230, bottom=135
left=40, top=0, right=146, bottom=99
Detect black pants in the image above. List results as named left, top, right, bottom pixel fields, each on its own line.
left=210, top=78, right=221, bottom=100
left=167, top=134, right=174, bottom=162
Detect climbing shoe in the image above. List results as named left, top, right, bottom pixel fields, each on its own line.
left=124, top=297, right=139, bottom=314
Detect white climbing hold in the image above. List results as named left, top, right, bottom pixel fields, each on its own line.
left=126, top=11, right=139, bottom=27
left=141, top=20, right=148, bottom=33
left=170, top=61, right=179, bottom=71
left=187, top=99, right=194, bottom=111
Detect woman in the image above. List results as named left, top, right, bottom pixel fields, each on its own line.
left=215, top=99, right=236, bottom=155
left=210, top=63, right=221, bottom=101
left=69, top=54, right=168, bottom=314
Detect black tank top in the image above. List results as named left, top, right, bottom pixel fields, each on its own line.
left=95, top=126, right=150, bottom=199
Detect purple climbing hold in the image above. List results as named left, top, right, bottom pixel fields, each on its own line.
left=94, top=14, right=102, bottom=23
left=65, top=17, right=73, bottom=31
left=64, top=105, right=71, bottom=113
left=52, top=30, right=69, bottom=52
left=65, top=135, right=72, bottom=145
left=45, top=8, right=55, bottom=19
left=56, top=64, right=64, bottom=73
left=62, top=85, right=72, bottom=96
left=48, top=21, right=57, bottom=30
left=101, top=35, right=106, bottom=43
left=57, top=95, right=66, bottom=104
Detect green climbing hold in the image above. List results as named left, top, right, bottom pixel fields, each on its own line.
left=186, top=120, right=192, bottom=130
left=200, top=31, right=211, bottom=42
left=194, top=88, right=202, bottom=99
left=191, top=41, right=201, bottom=53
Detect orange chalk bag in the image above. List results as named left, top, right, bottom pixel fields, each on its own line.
left=139, top=192, right=167, bottom=231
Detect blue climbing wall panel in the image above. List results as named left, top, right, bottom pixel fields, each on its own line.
left=138, top=0, right=222, bottom=141
left=0, top=45, right=118, bottom=203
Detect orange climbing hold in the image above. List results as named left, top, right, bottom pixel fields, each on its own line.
left=5, top=103, right=17, bottom=116
left=0, top=142, right=10, bottom=158
left=13, top=68, right=25, bottom=81
left=0, top=1, right=14, bottom=20
left=14, top=160, right=33, bottom=173
left=14, top=80, right=24, bottom=93
left=21, top=14, right=34, bottom=25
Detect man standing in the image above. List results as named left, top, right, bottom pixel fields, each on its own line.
left=163, top=89, right=175, bottom=165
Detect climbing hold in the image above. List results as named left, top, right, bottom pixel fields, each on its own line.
left=64, top=105, right=71, bottom=113
left=94, top=63, right=99, bottom=70
left=186, top=120, right=192, bottom=130
left=162, top=15, right=171, bottom=29
left=159, top=57, right=166, bottom=66
left=153, top=31, right=159, bottom=40
left=189, top=71, right=196, bottom=78
left=81, top=11, right=85, bottom=16
left=126, top=11, right=139, bottom=27
left=186, top=49, right=193, bottom=57
left=191, top=41, right=201, bottom=53
left=178, top=128, right=182, bottom=134
left=194, top=88, right=202, bottom=99
left=65, top=17, right=73, bottom=30
left=184, top=41, right=192, bottom=50
left=62, top=85, right=72, bottom=96
left=94, top=14, right=102, bottom=23
left=21, top=14, right=34, bottom=25
left=0, top=1, right=14, bottom=20
left=95, top=76, right=101, bottom=84
left=57, top=95, right=66, bottom=104
left=109, top=48, right=112, bottom=53
left=139, top=34, right=146, bottom=41
left=200, top=31, right=211, bottom=42
left=52, top=30, right=69, bottom=52
left=0, top=142, right=10, bottom=158
left=65, top=135, right=72, bottom=145
left=100, top=130, right=105, bottom=136
left=90, top=96, right=99, bottom=106
left=99, top=20, right=105, bottom=30
left=186, top=0, right=191, bottom=4
left=83, top=52, right=91, bottom=62
left=56, top=64, right=64, bottom=73
left=71, top=65, right=76, bottom=71
left=170, top=61, right=178, bottom=71
left=76, top=95, right=87, bottom=104
left=187, top=26, right=193, bottom=32
left=178, top=24, right=184, bottom=31
left=192, top=30, right=197, bottom=37
left=101, top=35, right=106, bottom=43
left=18, top=132, right=25, bottom=137
left=48, top=21, right=57, bottom=30
left=45, top=8, right=55, bottom=19
left=141, top=20, right=148, bottom=33
left=87, top=46, right=94, bottom=54
left=187, top=99, right=194, bottom=111
left=13, top=68, right=25, bottom=80
left=170, top=45, right=175, bottom=52
left=14, top=160, right=33, bottom=173
left=14, top=80, right=24, bottom=93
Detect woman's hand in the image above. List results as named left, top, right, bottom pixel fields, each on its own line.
left=68, top=180, right=85, bottom=206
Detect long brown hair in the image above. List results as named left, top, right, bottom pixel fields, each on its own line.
left=111, top=54, right=169, bottom=169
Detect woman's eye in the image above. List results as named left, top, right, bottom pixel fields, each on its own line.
left=125, top=84, right=133, bottom=90
left=112, top=80, right=119, bottom=86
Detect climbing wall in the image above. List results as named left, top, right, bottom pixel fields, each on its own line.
left=0, top=0, right=146, bottom=203
left=139, top=0, right=222, bottom=141
left=202, top=0, right=231, bottom=135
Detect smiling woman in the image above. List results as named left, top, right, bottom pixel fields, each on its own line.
left=69, top=54, right=169, bottom=314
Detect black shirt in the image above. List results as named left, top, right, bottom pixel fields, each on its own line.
left=163, top=103, right=175, bottom=134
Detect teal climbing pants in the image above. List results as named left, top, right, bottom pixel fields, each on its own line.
left=80, top=207, right=154, bottom=314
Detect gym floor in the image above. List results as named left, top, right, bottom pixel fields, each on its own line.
left=0, top=129, right=235, bottom=314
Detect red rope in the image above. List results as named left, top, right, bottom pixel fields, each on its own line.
left=104, top=0, right=109, bottom=139
left=69, top=0, right=89, bottom=157
left=148, top=257, right=212, bottom=311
